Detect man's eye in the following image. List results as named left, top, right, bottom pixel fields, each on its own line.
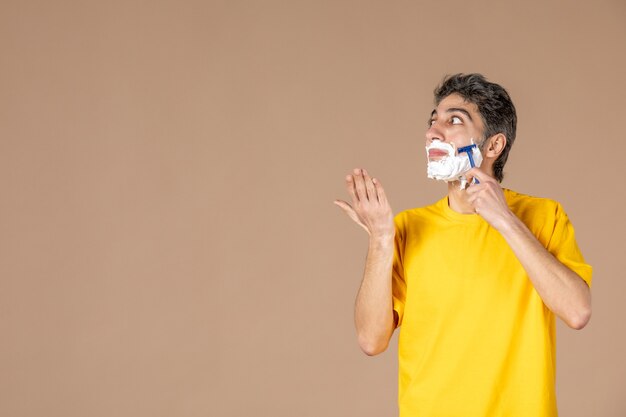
left=451, top=116, right=463, bottom=124
left=428, top=119, right=435, bottom=127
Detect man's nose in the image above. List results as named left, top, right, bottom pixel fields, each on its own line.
left=426, top=124, right=444, bottom=143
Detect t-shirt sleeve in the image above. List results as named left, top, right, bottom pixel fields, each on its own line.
left=392, top=213, right=408, bottom=328
left=546, top=203, right=593, bottom=288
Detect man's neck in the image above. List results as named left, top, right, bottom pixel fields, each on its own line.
left=447, top=181, right=475, bottom=214
left=445, top=164, right=496, bottom=214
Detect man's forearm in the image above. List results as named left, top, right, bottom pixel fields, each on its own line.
left=354, top=234, right=396, bottom=355
left=498, top=213, right=592, bottom=329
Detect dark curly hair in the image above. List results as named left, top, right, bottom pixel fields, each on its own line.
left=434, top=73, right=517, bottom=182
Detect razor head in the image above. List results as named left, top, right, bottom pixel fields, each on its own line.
left=456, top=144, right=479, bottom=183
left=457, top=144, right=477, bottom=168
left=457, top=144, right=477, bottom=153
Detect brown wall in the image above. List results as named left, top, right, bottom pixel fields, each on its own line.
left=1, top=1, right=625, bottom=416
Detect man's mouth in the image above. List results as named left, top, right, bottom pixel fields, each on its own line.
left=428, top=149, right=450, bottom=159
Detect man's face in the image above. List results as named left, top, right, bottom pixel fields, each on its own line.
left=426, top=93, right=486, bottom=160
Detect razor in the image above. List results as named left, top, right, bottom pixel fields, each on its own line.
left=457, top=144, right=479, bottom=184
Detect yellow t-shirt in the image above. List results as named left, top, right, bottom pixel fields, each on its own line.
left=392, top=188, right=592, bottom=417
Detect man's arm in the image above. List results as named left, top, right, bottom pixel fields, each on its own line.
left=466, top=168, right=592, bottom=330
left=354, top=235, right=396, bottom=355
left=334, top=168, right=397, bottom=355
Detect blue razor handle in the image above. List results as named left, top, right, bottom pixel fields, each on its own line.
left=457, top=144, right=479, bottom=184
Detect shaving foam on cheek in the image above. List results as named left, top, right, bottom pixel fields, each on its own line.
left=425, top=139, right=483, bottom=189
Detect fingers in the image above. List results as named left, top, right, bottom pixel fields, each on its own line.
left=342, top=168, right=388, bottom=206
left=362, top=169, right=378, bottom=202
left=352, top=168, right=368, bottom=202
left=465, top=181, right=481, bottom=195
left=345, top=174, right=359, bottom=202
left=336, top=169, right=394, bottom=237
left=349, top=168, right=381, bottom=202
left=373, top=177, right=388, bottom=205
left=466, top=168, right=494, bottom=184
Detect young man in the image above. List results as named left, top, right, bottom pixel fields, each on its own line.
left=334, top=73, right=592, bottom=416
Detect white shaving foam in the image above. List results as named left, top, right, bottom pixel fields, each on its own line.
left=425, top=139, right=483, bottom=189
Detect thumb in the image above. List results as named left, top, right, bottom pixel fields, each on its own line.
left=334, top=200, right=369, bottom=232
left=333, top=199, right=354, bottom=214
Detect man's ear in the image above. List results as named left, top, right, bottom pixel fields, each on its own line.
left=483, top=133, right=507, bottom=158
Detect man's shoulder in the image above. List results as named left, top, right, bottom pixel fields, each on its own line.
left=504, top=188, right=564, bottom=224
left=393, top=198, right=446, bottom=233
left=394, top=199, right=444, bottom=221
left=504, top=188, right=562, bottom=212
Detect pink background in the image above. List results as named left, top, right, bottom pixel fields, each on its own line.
left=1, top=1, right=625, bottom=416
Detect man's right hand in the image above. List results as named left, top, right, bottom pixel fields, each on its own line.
left=334, top=168, right=394, bottom=239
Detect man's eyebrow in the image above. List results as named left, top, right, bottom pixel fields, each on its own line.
left=446, top=107, right=473, bottom=121
left=429, top=107, right=474, bottom=121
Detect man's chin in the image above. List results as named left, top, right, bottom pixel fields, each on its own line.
left=426, top=174, right=467, bottom=190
